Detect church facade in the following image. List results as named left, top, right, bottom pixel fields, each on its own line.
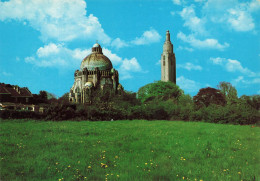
left=69, top=43, right=123, bottom=103
left=161, top=30, right=176, bottom=84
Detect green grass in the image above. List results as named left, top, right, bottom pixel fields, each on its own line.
left=0, top=119, right=259, bottom=181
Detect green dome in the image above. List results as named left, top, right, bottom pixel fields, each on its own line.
left=80, top=44, right=113, bottom=71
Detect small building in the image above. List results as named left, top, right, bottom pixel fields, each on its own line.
left=69, top=43, right=123, bottom=103
left=0, top=83, right=33, bottom=104
left=0, top=83, right=34, bottom=111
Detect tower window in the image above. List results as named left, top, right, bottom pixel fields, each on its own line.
left=163, top=61, right=165, bottom=66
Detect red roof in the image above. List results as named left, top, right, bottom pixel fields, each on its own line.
left=0, top=84, right=10, bottom=94
left=20, top=88, right=33, bottom=97
left=0, top=83, right=33, bottom=97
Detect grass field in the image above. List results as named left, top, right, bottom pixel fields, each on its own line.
left=0, top=119, right=259, bottom=181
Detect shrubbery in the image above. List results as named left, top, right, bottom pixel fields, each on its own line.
left=1, top=82, right=259, bottom=125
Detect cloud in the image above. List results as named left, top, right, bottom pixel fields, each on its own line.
left=111, top=38, right=129, bottom=49
left=25, top=43, right=88, bottom=68
left=177, top=46, right=194, bottom=52
left=0, top=0, right=111, bottom=43
left=202, top=0, right=260, bottom=32
left=102, top=48, right=123, bottom=65
left=156, top=60, right=161, bottom=66
left=179, top=5, right=207, bottom=35
left=119, top=58, right=142, bottom=80
left=2, top=71, right=12, bottom=76
left=232, top=76, right=260, bottom=86
left=177, top=32, right=229, bottom=50
left=227, top=8, right=255, bottom=32
left=131, top=28, right=161, bottom=45
left=177, top=62, right=202, bottom=71
left=210, top=57, right=257, bottom=76
left=172, top=0, right=182, bottom=5
left=25, top=43, right=142, bottom=80
left=110, top=28, right=161, bottom=49
left=177, top=76, right=201, bottom=93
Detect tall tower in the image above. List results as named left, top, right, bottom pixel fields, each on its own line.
left=161, top=30, right=176, bottom=83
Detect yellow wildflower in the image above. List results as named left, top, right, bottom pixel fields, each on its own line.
left=88, top=166, right=91, bottom=169
left=145, top=163, right=148, bottom=165
left=117, top=175, right=120, bottom=178
left=238, top=172, right=241, bottom=174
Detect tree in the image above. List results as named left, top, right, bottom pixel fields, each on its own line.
left=57, top=92, right=70, bottom=104
left=137, top=81, right=183, bottom=103
left=33, top=90, right=48, bottom=104
left=217, top=82, right=238, bottom=104
left=193, top=87, right=226, bottom=108
left=240, top=95, right=260, bottom=110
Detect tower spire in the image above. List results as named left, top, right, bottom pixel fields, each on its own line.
left=166, top=30, right=170, bottom=41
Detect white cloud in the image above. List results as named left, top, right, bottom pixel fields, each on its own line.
left=0, top=0, right=111, bottom=43
left=131, top=28, right=161, bottom=45
left=177, top=76, right=201, bottom=93
left=248, top=0, right=260, bottom=12
left=210, top=57, right=256, bottom=76
left=232, top=76, right=260, bottom=86
left=227, top=8, right=255, bottom=32
left=25, top=43, right=90, bottom=68
left=177, top=62, right=202, bottom=71
left=179, top=6, right=207, bottom=35
left=172, top=0, right=182, bottom=5
left=111, top=38, right=129, bottom=49
left=110, top=28, right=161, bottom=49
left=103, top=48, right=123, bottom=65
left=156, top=60, right=161, bottom=66
left=25, top=43, right=142, bottom=80
left=202, top=0, right=259, bottom=32
left=177, top=46, right=194, bottom=52
left=119, top=58, right=142, bottom=80
left=170, top=11, right=176, bottom=16
left=177, top=32, right=229, bottom=50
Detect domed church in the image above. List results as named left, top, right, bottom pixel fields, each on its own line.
left=69, top=43, right=123, bottom=103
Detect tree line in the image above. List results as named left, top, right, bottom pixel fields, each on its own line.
left=1, top=81, right=259, bottom=125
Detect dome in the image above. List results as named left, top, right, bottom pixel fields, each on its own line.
left=85, top=82, right=93, bottom=88
left=93, top=43, right=100, bottom=48
left=80, top=43, right=113, bottom=71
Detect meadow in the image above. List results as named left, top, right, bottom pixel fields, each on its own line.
left=0, top=119, right=259, bottom=181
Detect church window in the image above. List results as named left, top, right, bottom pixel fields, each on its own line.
left=163, top=55, right=165, bottom=60
left=163, top=61, right=165, bottom=66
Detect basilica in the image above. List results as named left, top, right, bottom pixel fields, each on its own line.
left=69, top=43, right=123, bottom=103
left=69, top=30, right=176, bottom=104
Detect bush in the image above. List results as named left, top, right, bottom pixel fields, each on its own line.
left=0, top=110, right=43, bottom=119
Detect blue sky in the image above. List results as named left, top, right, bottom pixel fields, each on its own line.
left=0, top=0, right=259, bottom=97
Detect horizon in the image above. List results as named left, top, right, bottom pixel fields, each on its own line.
left=0, top=0, right=260, bottom=97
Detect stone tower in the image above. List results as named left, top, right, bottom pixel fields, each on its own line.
left=161, top=30, right=176, bottom=83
